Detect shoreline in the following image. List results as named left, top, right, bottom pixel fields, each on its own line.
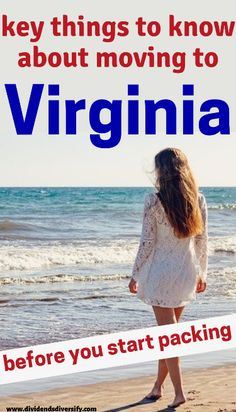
left=1, top=348, right=236, bottom=398
left=0, top=363, right=235, bottom=411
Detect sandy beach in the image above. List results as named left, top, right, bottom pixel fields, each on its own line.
left=0, top=363, right=235, bottom=412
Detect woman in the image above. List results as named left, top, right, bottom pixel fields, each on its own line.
left=128, top=147, right=208, bottom=408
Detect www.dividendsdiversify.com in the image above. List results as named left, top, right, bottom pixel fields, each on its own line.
left=3, top=83, right=230, bottom=148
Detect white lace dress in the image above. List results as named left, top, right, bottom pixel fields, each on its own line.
left=131, top=192, right=208, bottom=308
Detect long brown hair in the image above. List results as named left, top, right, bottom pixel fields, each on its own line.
left=154, top=147, right=203, bottom=238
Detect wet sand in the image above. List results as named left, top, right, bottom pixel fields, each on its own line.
left=0, top=363, right=235, bottom=411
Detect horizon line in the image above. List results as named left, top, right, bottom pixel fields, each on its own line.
left=0, top=185, right=235, bottom=189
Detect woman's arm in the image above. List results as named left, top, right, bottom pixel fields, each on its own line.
left=131, top=193, right=157, bottom=281
left=194, top=194, right=208, bottom=282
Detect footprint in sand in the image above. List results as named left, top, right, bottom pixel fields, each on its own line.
left=193, top=404, right=205, bottom=407
left=216, top=409, right=236, bottom=412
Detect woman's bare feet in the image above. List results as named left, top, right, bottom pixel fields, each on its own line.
left=168, top=393, right=186, bottom=408
left=145, top=380, right=163, bottom=400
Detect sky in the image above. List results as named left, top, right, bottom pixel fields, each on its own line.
left=0, top=0, right=235, bottom=186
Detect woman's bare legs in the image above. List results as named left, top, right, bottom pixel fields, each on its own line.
left=146, top=306, right=185, bottom=406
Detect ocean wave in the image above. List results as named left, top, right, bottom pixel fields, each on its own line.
left=0, top=219, right=53, bottom=238
left=208, top=204, right=236, bottom=210
left=0, top=235, right=235, bottom=271
left=0, top=241, right=136, bottom=271
left=0, top=273, right=129, bottom=285
left=206, top=267, right=236, bottom=297
left=208, top=236, right=236, bottom=255
left=0, top=219, right=33, bottom=231
left=1, top=268, right=236, bottom=300
left=214, top=248, right=235, bottom=255
left=0, top=296, right=121, bottom=308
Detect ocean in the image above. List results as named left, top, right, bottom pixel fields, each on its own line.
left=0, top=187, right=236, bottom=394
left=0, top=186, right=236, bottom=348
